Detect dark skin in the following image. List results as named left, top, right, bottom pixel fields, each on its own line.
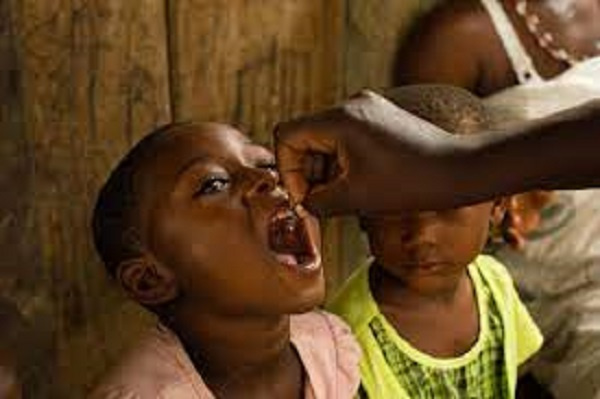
left=117, top=123, right=323, bottom=398
left=394, top=0, right=600, bottom=245
left=362, top=200, right=506, bottom=358
left=395, top=0, right=600, bottom=96
left=274, top=90, right=600, bottom=216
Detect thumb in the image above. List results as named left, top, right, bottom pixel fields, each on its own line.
left=275, top=126, right=309, bottom=205
left=274, top=123, right=339, bottom=205
left=279, top=168, right=309, bottom=206
left=304, top=177, right=352, bottom=217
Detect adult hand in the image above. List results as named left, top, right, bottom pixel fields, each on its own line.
left=274, top=90, right=459, bottom=216
left=275, top=94, right=600, bottom=217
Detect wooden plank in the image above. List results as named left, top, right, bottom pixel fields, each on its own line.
left=9, top=0, right=171, bottom=396
left=0, top=2, right=53, bottom=396
left=0, top=0, right=41, bottom=308
left=167, top=0, right=345, bottom=144
left=344, top=0, right=442, bottom=94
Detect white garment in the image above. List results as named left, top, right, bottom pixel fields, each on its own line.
left=480, top=0, right=544, bottom=85
left=479, top=1, right=600, bottom=398
left=481, top=0, right=600, bottom=127
left=485, top=56, right=600, bottom=128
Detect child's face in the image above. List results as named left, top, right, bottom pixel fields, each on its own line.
left=134, top=124, right=324, bottom=316
left=362, top=202, right=500, bottom=280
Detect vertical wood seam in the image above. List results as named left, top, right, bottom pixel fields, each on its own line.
left=164, top=0, right=177, bottom=122
left=341, top=0, right=352, bottom=98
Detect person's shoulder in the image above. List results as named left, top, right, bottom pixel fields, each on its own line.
left=89, top=325, right=209, bottom=398
left=473, top=254, right=519, bottom=297
left=326, top=261, right=378, bottom=332
left=291, top=310, right=357, bottom=350
left=420, top=0, right=490, bottom=35
left=291, top=311, right=361, bottom=398
left=395, top=0, right=497, bottom=87
left=476, top=254, right=513, bottom=277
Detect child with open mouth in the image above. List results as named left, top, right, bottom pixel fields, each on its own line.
left=90, top=122, right=360, bottom=398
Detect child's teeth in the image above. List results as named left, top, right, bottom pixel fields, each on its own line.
left=275, top=253, right=298, bottom=266
left=273, top=209, right=292, bottom=222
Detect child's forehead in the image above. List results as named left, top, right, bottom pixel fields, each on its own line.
left=166, top=123, right=247, bottom=149
left=153, top=124, right=263, bottom=160
left=141, top=124, right=271, bottom=175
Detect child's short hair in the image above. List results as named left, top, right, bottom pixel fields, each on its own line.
left=92, top=121, right=195, bottom=277
left=383, top=85, right=508, bottom=245
left=384, top=84, right=489, bottom=134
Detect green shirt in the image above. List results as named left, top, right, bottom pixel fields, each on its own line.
left=327, top=255, right=543, bottom=399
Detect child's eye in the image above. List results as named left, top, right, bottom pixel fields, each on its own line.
left=257, top=161, right=277, bottom=172
left=194, top=176, right=230, bottom=197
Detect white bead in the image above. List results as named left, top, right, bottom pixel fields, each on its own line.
left=555, top=49, right=568, bottom=60
left=528, top=14, right=540, bottom=26
left=514, top=0, right=592, bottom=66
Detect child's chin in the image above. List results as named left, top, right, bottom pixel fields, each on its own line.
left=286, top=287, right=326, bottom=314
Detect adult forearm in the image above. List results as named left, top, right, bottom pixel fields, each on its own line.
left=462, top=99, right=600, bottom=200
left=275, top=91, right=600, bottom=216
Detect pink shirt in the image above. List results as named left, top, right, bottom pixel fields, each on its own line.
left=90, top=311, right=361, bottom=398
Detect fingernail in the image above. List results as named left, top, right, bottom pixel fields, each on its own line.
left=294, top=203, right=305, bottom=216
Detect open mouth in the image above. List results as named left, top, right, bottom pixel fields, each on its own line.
left=267, top=206, right=318, bottom=271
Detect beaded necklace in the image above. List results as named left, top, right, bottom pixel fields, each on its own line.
left=514, top=0, right=600, bottom=66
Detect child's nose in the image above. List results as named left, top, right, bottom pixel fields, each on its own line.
left=245, top=168, right=279, bottom=199
left=396, top=211, right=440, bottom=237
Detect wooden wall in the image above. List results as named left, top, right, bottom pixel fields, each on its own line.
left=0, top=0, right=439, bottom=396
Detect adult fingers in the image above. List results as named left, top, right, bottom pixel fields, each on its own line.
left=274, top=119, right=338, bottom=204
left=303, top=177, right=352, bottom=217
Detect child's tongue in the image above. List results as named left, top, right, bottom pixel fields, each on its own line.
left=274, top=253, right=299, bottom=266
left=268, top=211, right=307, bottom=266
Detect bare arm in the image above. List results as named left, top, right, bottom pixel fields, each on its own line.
left=275, top=91, right=600, bottom=216
left=394, top=2, right=484, bottom=91
left=460, top=99, right=600, bottom=199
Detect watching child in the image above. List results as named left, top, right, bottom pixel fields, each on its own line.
left=328, top=85, right=542, bottom=399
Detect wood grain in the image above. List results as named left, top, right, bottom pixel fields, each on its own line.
left=7, top=0, right=170, bottom=395
left=344, top=0, right=442, bottom=94
left=167, top=0, right=345, bottom=143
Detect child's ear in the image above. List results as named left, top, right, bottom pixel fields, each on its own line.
left=117, top=258, right=178, bottom=306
